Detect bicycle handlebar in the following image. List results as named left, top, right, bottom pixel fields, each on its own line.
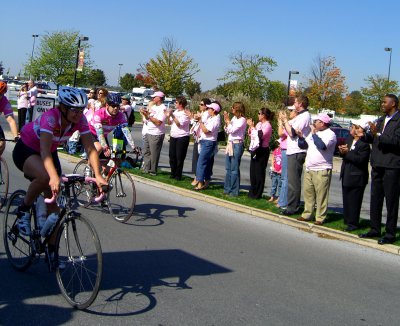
left=44, top=176, right=107, bottom=204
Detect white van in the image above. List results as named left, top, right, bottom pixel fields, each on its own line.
left=131, top=87, right=154, bottom=101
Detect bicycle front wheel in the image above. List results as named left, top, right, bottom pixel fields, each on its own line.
left=55, top=214, right=103, bottom=310
left=0, top=156, right=10, bottom=209
left=72, top=159, right=93, bottom=207
left=3, top=190, right=33, bottom=271
left=107, top=170, right=136, bottom=223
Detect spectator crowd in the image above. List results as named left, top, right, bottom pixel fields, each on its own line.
left=8, top=80, right=400, bottom=245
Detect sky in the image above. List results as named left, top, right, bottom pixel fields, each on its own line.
left=2, top=0, right=400, bottom=93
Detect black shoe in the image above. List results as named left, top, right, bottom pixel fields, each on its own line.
left=175, top=176, right=182, bottom=181
left=359, top=231, right=381, bottom=239
left=345, top=225, right=359, bottom=232
left=377, top=237, right=395, bottom=245
left=280, top=209, right=295, bottom=216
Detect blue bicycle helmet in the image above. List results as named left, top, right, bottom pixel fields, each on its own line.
left=106, top=93, right=121, bottom=106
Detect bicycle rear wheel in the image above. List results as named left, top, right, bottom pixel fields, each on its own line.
left=55, top=213, right=102, bottom=310
left=72, top=159, right=94, bottom=207
left=107, top=170, right=136, bottom=223
left=3, top=190, right=33, bottom=271
left=0, top=156, right=10, bottom=209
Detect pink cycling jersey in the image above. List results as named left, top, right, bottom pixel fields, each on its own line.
left=89, top=107, right=128, bottom=137
left=21, top=107, right=90, bottom=152
left=0, top=96, right=14, bottom=117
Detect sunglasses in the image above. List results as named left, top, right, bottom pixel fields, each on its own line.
left=98, top=92, right=104, bottom=95
left=200, top=103, right=205, bottom=106
left=69, top=107, right=85, bottom=114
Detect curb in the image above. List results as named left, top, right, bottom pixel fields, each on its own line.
left=58, top=152, right=400, bottom=256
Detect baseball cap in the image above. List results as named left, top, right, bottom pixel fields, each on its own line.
left=151, top=91, right=165, bottom=98
left=206, top=103, right=221, bottom=113
left=315, top=113, right=332, bottom=124
left=351, top=118, right=371, bottom=130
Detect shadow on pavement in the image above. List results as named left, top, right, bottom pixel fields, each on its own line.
left=0, top=249, right=232, bottom=319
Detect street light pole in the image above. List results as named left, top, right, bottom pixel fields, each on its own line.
left=118, top=63, right=123, bottom=87
left=287, top=70, right=299, bottom=105
left=29, top=34, right=39, bottom=80
left=384, top=47, right=392, bottom=82
left=73, top=36, right=89, bottom=87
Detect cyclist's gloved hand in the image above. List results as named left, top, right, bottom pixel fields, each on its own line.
left=14, top=136, right=20, bottom=143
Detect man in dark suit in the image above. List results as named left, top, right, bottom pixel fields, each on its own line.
left=359, top=94, right=400, bottom=244
left=338, top=120, right=371, bottom=231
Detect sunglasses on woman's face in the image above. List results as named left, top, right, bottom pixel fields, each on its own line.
left=68, top=107, right=85, bottom=114
left=200, top=103, right=205, bottom=106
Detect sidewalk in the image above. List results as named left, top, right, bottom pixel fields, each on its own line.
left=58, top=151, right=400, bottom=257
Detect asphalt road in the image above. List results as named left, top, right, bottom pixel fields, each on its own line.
left=1, top=139, right=400, bottom=325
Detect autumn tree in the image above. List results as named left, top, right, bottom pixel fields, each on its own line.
left=305, top=55, right=347, bottom=110
left=142, top=38, right=199, bottom=97
left=360, top=75, right=399, bottom=114
left=343, top=91, right=367, bottom=116
left=26, top=31, right=92, bottom=85
left=219, top=52, right=277, bottom=100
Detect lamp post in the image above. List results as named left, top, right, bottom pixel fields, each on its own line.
left=384, top=47, right=392, bottom=82
left=29, top=34, right=39, bottom=80
left=118, top=63, right=123, bottom=87
left=287, top=70, right=299, bottom=105
left=73, top=36, right=89, bottom=87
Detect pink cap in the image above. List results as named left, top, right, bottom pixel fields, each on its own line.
left=206, top=103, right=221, bottom=113
left=151, top=91, right=165, bottom=98
left=316, top=113, right=332, bottom=124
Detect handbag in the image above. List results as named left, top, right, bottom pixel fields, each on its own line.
left=217, top=130, right=226, bottom=142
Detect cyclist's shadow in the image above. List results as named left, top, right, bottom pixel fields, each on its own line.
left=128, top=203, right=196, bottom=226
left=86, top=249, right=232, bottom=317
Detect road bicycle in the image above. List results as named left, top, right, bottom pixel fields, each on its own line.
left=3, top=174, right=104, bottom=309
left=73, top=147, right=141, bottom=223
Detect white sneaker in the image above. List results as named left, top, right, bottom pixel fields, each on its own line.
left=17, top=210, right=31, bottom=236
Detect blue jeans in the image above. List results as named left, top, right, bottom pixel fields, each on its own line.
left=277, top=149, right=288, bottom=207
left=270, top=171, right=282, bottom=197
left=224, top=142, right=244, bottom=196
left=196, top=140, right=216, bottom=182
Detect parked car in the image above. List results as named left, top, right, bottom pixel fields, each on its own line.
left=330, top=122, right=342, bottom=128
left=331, top=127, right=350, bottom=154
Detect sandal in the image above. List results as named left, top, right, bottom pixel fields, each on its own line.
left=191, top=180, right=198, bottom=186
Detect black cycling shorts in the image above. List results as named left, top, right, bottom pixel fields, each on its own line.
left=13, top=139, right=62, bottom=177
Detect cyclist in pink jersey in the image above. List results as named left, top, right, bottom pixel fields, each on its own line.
left=13, top=86, right=107, bottom=236
left=88, top=93, right=135, bottom=157
left=0, top=81, right=20, bottom=155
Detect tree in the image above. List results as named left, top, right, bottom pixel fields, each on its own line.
left=120, top=73, right=137, bottom=91
left=142, top=38, right=199, bottom=97
left=185, top=79, right=201, bottom=97
left=266, top=80, right=287, bottom=103
left=305, top=55, right=347, bottom=110
left=87, top=69, right=106, bottom=87
left=0, top=61, right=4, bottom=76
left=343, top=91, right=367, bottom=116
left=219, top=52, right=277, bottom=100
left=26, top=30, right=92, bottom=85
left=361, top=75, right=399, bottom=114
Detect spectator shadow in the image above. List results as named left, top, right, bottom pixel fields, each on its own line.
left=0, top=249, right=232, bottom=319
left=128, top=203, right=196, bottom=226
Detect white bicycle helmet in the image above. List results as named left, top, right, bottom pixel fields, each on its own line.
left=58, top=86, right=88, bottom=108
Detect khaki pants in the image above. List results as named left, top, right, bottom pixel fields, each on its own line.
left=301, top=169, right=332, bottom=222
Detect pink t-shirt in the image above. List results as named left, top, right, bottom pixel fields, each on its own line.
left=146, top=104, right=166, bottom=135
left=21, top=107, right=90, bottom=152
left=304, top=128, right=337, bottom=170
left=89, top=107, right=128, bottom=137
left=279, top=130, right=288, bottom=150
left=200, top=114, right=221, bottom=141
left=170, top=109, right=190, bottom=138
left=272, top=147, right=282, bottom=173
left=255, top=121, right=272, bottom=148
left=0, top=96, right=14, bottom=116
left=225, top=116, right=246, bottom=142
left=287, top=110, right=311, bottom=155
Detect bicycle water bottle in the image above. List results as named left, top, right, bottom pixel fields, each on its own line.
left=84, top=166, right=92, bottom=178
left=36, top=195, right=47, bottom=230
left=40, top=213, right=58, bottom=238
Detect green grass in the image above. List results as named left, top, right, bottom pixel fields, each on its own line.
left=61, top=149, right=400, bottom=247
